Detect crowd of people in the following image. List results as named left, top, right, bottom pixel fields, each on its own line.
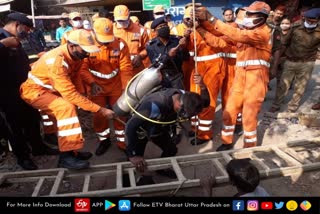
left=1, top=1, right=320, bottom=195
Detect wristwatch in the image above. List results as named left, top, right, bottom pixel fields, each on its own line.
left=209, top=16, right=216, bottom=23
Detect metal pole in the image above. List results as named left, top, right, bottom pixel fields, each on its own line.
left=31, top=0, right=35, bottom=26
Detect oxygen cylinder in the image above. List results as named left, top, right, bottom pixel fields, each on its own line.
left=113, top=64, right=163, bottom=116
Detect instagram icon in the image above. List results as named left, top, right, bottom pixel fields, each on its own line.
left=247, top=200, right=259, bottom=211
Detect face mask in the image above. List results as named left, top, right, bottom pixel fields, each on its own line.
left=280, top=23, right=290, bottom=30
left=17, top=25, right=28, bottom=39
left=73, top=50, right=89, bottom=60
left=154, top=14, right=164, bottom=19
left=72, top=20, right=83, bottom=28
left=116, top=20, right=129, bottom=28
left=157, top=26, right=170, bottom=38
left=304, top=21, right=317, bottom=29
left=242, top=17, right=262, bottom=28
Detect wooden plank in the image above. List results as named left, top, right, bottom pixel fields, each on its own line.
left=251, top=154, right=270, bottom=171
left=50, top=170, right=65, bottom=196
left=128, top=168, right=136, bottom=187
left=171, top=159, right=186, bottom=181
left=82, top=175, right=90, bottom=193
left=222, top=153, right=233, bottom=163
left=211, top=159, right=228, bottom=177
left=284, top=148, right=312, bottom=164
left=116, top=164, right=122, bottom=189
left=32, top=178, right=45, bottom=197
left=272, top=146, right=302, bottom=166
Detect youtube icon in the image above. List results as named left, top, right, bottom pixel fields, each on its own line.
left=261, top=202, right=273, bottom=210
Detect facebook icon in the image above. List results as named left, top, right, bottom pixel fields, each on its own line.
left=232, top=200, right=244, bottom=211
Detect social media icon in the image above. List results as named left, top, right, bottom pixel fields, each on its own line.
left=286, top=200, right=298, bottom=211
left=300, top=200, right=311, bottom=211
left=274, top=201, right=284, bottom=209
left=247, top=200, right=259, bottom=211
left=105, top=200, right=116, bottom=211
left=232, top=200, right=244, bottom=211
left=118, top=200, right=131, bottom=211
left=261, top=202, right=273, bottom=210
left=74, top=198, right=90, bottom=212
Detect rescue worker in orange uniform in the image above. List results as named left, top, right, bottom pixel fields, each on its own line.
left=185, top=20, right=226, bottom=146
left=113, top=5, right=150, bottom=75
left=144, top=5, right=178, bottom=39
left=175, top=6, right=195, bottom=91
left=60, top=12, right=83, bottom=45
left=195, top=1, right=272, bottom=151
left=79, top=18, right=133, bottom=155
left=20, top=29, right=115, bottom=169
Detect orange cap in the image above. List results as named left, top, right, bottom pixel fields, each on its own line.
left=153, top=5, right=165, bottom=13
left=67, top=29, right=100, bottom=53
left=130, top=16, right=139, bottom=23
left=69, top=12, right=82, bottom=20
left=113, top=5, right=130, bottom=21
left=93, top=18, right=114, bottom=43
left=92, top=13, right=100, bottom=22
left=184, top=6, right=192, bottom=19
left=244, top=1, right=271, bottom=15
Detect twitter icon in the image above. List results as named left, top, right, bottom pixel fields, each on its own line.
left=275, top=202, right=284, bottom=209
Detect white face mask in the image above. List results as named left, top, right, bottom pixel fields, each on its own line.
left=242, top=17, right=262, bottom=28
left=72, top=20, right=83, bottom=28
left=280, top=23, right=290, bottom=30
left=304, top=21, right=317, bottom=29
left=154, top=14, right=164, bottom=19
left=116, top=20, right=129, bottom=28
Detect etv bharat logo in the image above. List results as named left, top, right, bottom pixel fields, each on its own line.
left=74, top=198, right=90, bottom=212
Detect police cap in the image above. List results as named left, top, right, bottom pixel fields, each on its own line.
left=7, top=12, right=33, bottom=27
left=304, top=8, right=320, bottom=19
left=151, top=16, right=167, bottom=29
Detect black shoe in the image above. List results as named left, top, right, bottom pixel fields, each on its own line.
left=73, top=151, right=93, bottom=160
left=190, top=138, right=208, bottom=146
left=136, top=175, right=155, bottom=186
left=95, top=138, right=111, bottom=156
left=234, top=124, right=243, bottom=136
left=58, top=153, right=90, bottom=170
left=32, top=144, right=59, bottom=156
left=17, top=158, right=38, bottom=170
left=188, top=131, right=195, bottom=137
left=156, top=168, right=177, bottom=179
left=216, top=144, right=233, bottom=151
left=43, top=133, right=58, bottom=149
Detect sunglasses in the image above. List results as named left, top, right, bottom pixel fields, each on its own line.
left=154, top=12, right=165, bottom=15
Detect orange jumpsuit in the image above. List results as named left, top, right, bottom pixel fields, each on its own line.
left=188, top=31, right=225, bottom=141
left=20, top=45, right=101, bottom=152
left=79, top=37, right=133, bottom=149
left=176, top=22, right=194, bottom=91
left=206, top=20, right=272, bottom=148
left=113, top=21, right=149, bottom=75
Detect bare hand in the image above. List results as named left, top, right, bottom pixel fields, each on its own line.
left=1, top=37, right=20, bottom=48
left=98, top=107, right=115, bottom=119
left=179, top=37, right=187, bottom=48
left=184, top=28, right=192, bottom=38
left=168, top=47, right=178, bottom=57
left=193, top=73, right=205, bottom=88
left=194, top=7, right=213, bottom=22
left=91, top=82, right=104, bottom=96
left=129, top=156, right=146, bottom=173
left=132, top=55, right=142, bottom=68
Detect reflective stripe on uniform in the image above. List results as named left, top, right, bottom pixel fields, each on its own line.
left=199, top=119, right=212, bottom=125
left=58, top=127, right=82, bottom=137
left=117, top=137, right=125, bottom=142
left=244, top=130, right=257, bottom=136
left=42, top=115, right=49, bottom=120
left=28, top=72, right=53, bottom=90
left=97, top=128, right=110, bottom=136
left=221, top=131, right=234, bottom=136
left=195, top=52, right=225, bottom=61
left=120, top=41, right=124, bottom=50
left=191, top=121, right=199, bottom=126
left=236, top=59, right=270, bottom=68
left=244, top=137, right=257, bottom=143
left=198, top=126, right=211, bottom=131
left=189, top=51, right=195, bottom=56
left=43, top=121, right=54, bottom=126
left=115, top=130, right=125, bottom=135
left=223, top=125, right=235, bottom=130
left=89, top=69, right=119, bottom=79
left=57, top=116, right=79, bottom=127
left=225, top=53, right=237, bottom=58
